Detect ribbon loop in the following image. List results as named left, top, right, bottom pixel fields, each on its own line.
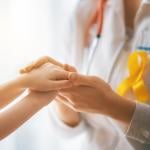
left=117, top=51, right=150, bottom=103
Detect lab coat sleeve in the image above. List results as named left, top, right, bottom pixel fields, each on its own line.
left=127, top=102, right=150, bottom=144
left=47, top=102, right=90, bottom=139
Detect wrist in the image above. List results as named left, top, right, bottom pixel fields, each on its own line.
left=106, top=92, right=136, bottom=124
left=16, top=74, right=30, bottom=89
left=6, top=75, right=27, bottom=91
left=27, top=91, right=47, bottom=108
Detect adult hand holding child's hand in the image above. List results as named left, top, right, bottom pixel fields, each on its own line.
left=20, top=56, right=81, bottom=127
left=19, top=56, right=73, bottom=92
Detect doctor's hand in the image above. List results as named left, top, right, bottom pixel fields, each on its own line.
left=59, top=73, right=135, bottom=124
left=19, top=56, right=81, bottom=127
left=24, top=56, right=81, bottom=127
left=19, top=63, right=73, bottom=92
left=58, top=74, right=113, bottom=114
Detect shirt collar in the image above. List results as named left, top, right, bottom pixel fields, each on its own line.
left=105, top=0, right=150, bottom=32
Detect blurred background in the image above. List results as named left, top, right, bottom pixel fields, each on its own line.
left=0, top=0, right=79, bottom=149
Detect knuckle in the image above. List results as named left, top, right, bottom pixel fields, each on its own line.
left=63, top=64, right=68, bottom=70
left=52, top=68, right=60, bottom=74
left=42, top=63, right=53, bottom=70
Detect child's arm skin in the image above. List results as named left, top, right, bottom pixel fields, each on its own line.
left=0, top=61, right=73, bottom=140
left=0, top=62, right=72, bottom=109
left=21, top=56, right=81, bottom=127
left=0, top=90, right=56, bottom=140
left=0, top=78, right=25, bottom=109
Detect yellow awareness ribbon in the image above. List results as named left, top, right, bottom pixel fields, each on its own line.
left=116, top=50, right=150, bottom=103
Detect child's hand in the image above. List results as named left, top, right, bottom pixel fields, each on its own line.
left=28, top=90, right=57, bottom=106
left=19, top=63, right=73, bottom=91
left=20, top=56, right=77, bottom=73
left=20, top=56, right=64, bottom=73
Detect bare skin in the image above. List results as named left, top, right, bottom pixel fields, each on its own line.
left=21, top=0, right=142, bottom=128
left=0, top=62, right=72, bottom=140
left=55, top=0, right=142, bottom=127
left=0, top=91, right=56, bottom=140
left=20, top=56, right=81, bottom=127
left=22, top=55, right=150, bottom=126
left=60, top=73, right=136, bottom=125
left=0, top=0, right=143, bottom=140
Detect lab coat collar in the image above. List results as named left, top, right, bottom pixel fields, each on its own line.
left=102, top=0, right=150, bottom=49
left=71, top=0, right=150, bottom=69
left=134, top=0, right=150, bottom=30
left=71, top=0, right=126, bottom=69
left=101, top=0, right=126, bottom=55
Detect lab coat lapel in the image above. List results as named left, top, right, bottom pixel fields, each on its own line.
left=132, top=0, right=150, bottom=50
left=88, top=0, right=126, bottom=80
left=71, top=0, right=126, bottom=71
left=101, top=0, right=126, bottom=57
left=70, top=0, right=98, bottom=70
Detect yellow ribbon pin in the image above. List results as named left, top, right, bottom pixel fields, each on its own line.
left=116, top=51, right=150, bottom=103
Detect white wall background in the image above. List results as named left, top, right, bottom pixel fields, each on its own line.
left=0, top=0, right=77, bottom=149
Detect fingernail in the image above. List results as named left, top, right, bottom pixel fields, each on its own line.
left=69, top=72, right=77, bottom=81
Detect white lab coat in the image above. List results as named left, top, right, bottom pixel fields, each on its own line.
left=1, top=0, right=149, bottom=150
left=49, top=0, right=150, bottom=150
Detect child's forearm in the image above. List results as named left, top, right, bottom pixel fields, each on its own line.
left=0, top=76, right=25, bottom=109
left=0, top=93, right=45, bottom=140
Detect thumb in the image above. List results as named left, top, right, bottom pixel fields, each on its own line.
left=69, top=72, right=93, bottom=86
left=53, top=70, right=70, bottom=80
left=49, top=80, right=73, bottom=90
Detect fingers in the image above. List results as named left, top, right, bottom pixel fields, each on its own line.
left=49, top=80, right=73, bottom=90
left=46, top=56, right=63, bottom=68
left=69, top=72, right=93, bottom=86
left=63, top=64, right=77, bottom=72
left=69, top=72, right=105, bottom=89
left=20, top=56, right=50, bottom=73
left=53, top=70, right=71, bottom=80
left=20, top=62, right=36, bottom=74
left=20, top=56, right=64, bottom=73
